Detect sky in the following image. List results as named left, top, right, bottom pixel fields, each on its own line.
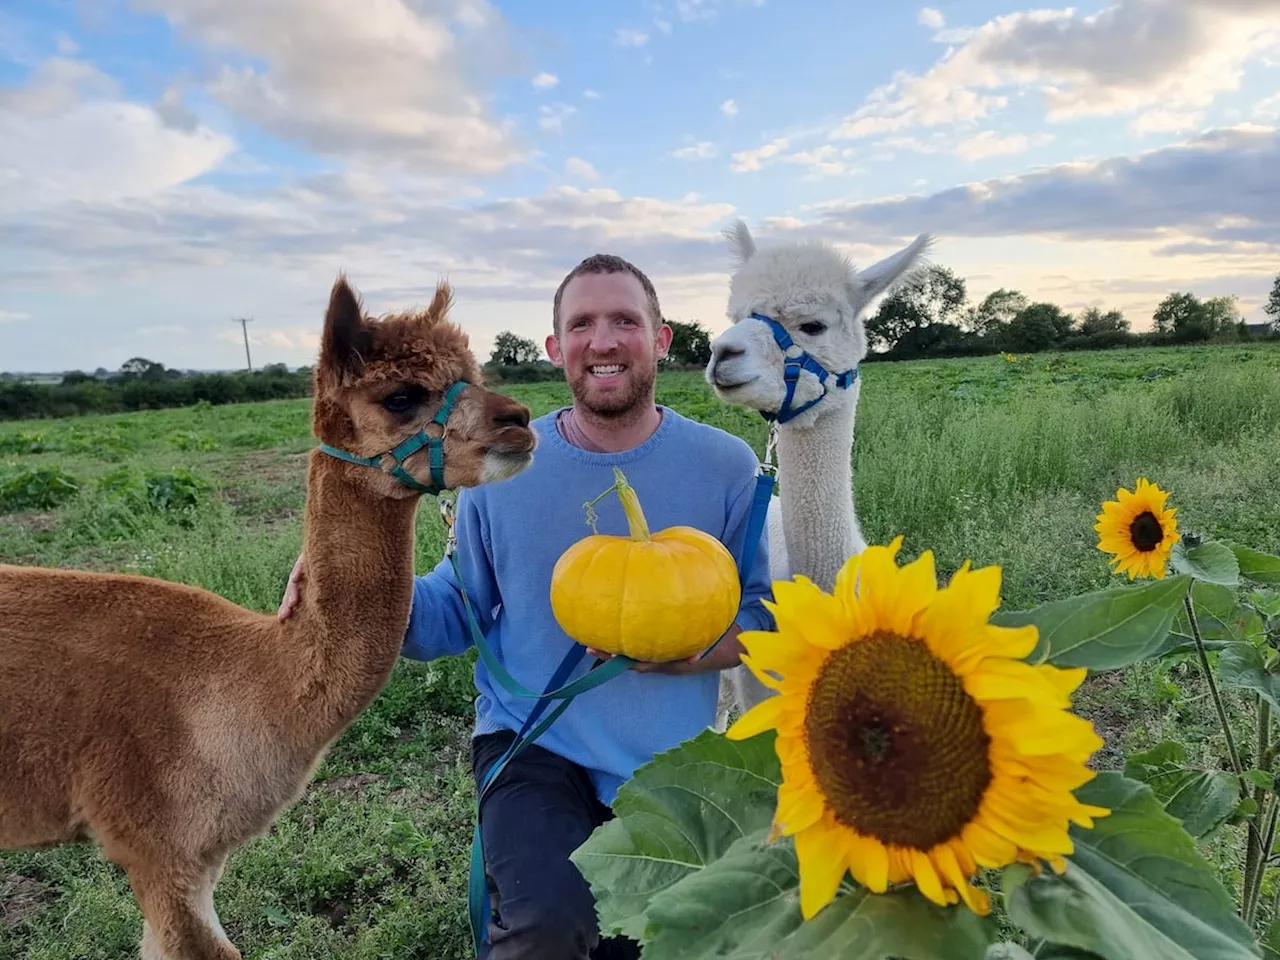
left=1, top=0, right=1279, bottom=373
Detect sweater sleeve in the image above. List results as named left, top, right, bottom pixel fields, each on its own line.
left=724, top=466, right=776, bottom=636
left=401, top=490, right=499, bottom=662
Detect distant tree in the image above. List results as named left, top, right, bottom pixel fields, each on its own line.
left=1151, top=292, right=1235, bottom=342
left=1006, top=302, right=1074, bottom=351
left=966, top=288, right=1028, bottom=338
left=866, top=264, right=968, bottom=352
left=1267, top=274, right=1280, bottom=333
left=1078, top=307, right=1130, bottom=336
left=663, top=319, right=711, bottom=367
left=119, top=357, right=168, bottom=380
left=1202, top=295, right=1241, bottom=338
left=61, top=370, right=96, bottom=385
left=489, top=331, right=542, bottom=367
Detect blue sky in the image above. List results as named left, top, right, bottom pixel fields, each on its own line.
left=2, top=0, right=1278, bottom=372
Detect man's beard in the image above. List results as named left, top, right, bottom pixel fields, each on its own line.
left=568, top=363, right=656, bottom=421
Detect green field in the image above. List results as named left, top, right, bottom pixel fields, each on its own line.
left=2, top=343, right=1279, bottom=958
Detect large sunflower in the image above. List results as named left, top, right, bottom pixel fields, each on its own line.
left=1094, top=478, right=1179, bottom=580
left=726, top=538, right=1108, bottom=920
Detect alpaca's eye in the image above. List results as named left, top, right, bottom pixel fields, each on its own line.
left=382, top=392, right=414, bottom=413
left=799, top=321, right=827, bottom=336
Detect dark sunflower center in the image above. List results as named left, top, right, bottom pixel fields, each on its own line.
left=804, top=634, right=992, bottom=849
left=1129, top=510, right=1163, bottom=552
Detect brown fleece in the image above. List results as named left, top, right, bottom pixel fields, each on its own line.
left=0, top=275, right=534, bottom=960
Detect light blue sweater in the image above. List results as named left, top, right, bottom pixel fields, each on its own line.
left=401, top=405, right=775, bottom=805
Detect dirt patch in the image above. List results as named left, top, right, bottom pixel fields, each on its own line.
left=3, top=511, right=59, bottom=534
left=314, top=772, right=386, bottom=799
left=0, top=873, right=56, bottom=928
left=213, top=449, right=308, bottom=486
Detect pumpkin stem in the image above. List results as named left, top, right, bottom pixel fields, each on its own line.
left=581, top=467, right=651, bottom=540
left=611, top=466, right=651, bottom=541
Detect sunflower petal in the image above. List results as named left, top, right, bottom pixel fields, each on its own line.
left=725, top=694, right=785, bottom=740
left=795, top=824, right=848, bottom=920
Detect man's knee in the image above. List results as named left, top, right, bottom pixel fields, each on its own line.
left=486, top=904, right=597, bottom=960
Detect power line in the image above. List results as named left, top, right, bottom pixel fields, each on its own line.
left=231, top=317, right=254, bottom=372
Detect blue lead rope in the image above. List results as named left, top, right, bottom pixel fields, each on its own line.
left=463, top=466, right=777, bottom=955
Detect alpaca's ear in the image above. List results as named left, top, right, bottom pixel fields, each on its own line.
left=723, top=218, right=756, bottom=264
left=847, top=233, right=933, bottom=313
left=321, top=273, right=372, bottom=378
left=423, top=280, right=454, bottom=325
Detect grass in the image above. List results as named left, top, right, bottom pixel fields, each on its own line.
left=2, top=341, right=1279, bottom=957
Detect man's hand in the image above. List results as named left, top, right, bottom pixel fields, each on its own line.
left=277, top=553, right=306, bottom=621
left=586, top=625, right=746, bottom=676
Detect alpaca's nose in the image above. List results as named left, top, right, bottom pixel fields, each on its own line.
left=710, top=342, right=744, bottom=371
left=492, top=405, right=530, bottom=429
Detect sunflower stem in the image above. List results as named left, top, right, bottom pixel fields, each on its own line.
left=1244, top=792, right=1278, bottom=928
left=1185, top=592, right=1248, bottom=794
left=1242, top=696, right=1270, bottom=922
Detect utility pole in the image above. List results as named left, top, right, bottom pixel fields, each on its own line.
left=232, top=317, right=253, bottom=371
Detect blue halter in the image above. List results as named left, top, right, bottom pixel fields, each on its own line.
left=316, top=380, right=466, bottom=495
left=749, top=312, right=858, bottom=424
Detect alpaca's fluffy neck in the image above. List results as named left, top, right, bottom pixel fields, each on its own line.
left=285, top=452, right=418, bottom=739
left=775, top=395, right=863, bottom=593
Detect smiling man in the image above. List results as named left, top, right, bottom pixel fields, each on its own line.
left=279, top=252, right=773, bottom=959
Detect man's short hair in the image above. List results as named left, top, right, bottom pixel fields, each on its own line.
left=552, top=253, right=663, bottom=334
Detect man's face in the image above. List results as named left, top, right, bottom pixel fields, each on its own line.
left=546, top=271, right=672, bottom=419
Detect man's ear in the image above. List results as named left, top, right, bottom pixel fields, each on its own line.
left=545, top=333, right=565, bottom=368
left=655, top=322, right=673, bottom=359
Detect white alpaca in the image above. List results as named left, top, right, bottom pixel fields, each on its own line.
left=706, top=220, right=932, bottom=728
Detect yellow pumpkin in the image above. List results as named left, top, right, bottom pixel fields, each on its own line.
left=550, top=467, right=741, bottom=662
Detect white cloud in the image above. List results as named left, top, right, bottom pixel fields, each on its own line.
left=615, top=28, right=649, bottom=46
left=1255, top=92, right=1280, bottom=120
left=565, top=156, right=599, bottom=181
left=532, top=71, right=559, bottom=89
left=834, top=0, right=1280, bottom=139
left=800, top=125, right=1280, bottom=252
left=955, top=130, right=1052, bottom=161
left=0, top=57, right=234, bottom=210
left=720, top=98, right=738, bottom=117
left=583, top=89, right=602, bottom=99
left=729, top=136, right=788, bottom=171
left=131, top=0, right=527, bottom=175
left=538, top=102, right=576, bottom=133
left=1131, top=109, right=1204, bottom=135
left=917, top=8, right=944, bottom=30
left=0, top=310, right=30, bottom=324
left=671, top=140, right=718, bottom=159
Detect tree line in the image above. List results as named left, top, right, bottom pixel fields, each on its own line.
left=0, top=359, right=312, bottom=421
left=862, top=266, right=1280, bottom=361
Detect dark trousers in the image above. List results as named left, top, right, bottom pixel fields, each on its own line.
left=471, top=730, right=642, bottom=960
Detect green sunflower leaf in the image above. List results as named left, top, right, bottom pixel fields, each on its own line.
left=992, top=575, right=1190, bottom=670
left=1218, top=643, right=1280, bottom=716
left=570, top=728, right=783, bottom=941
left=1121, top=740, right=1240, bottom=839
left=1224, top=543, right=1280, bottom=586
left=1003, top=772, right=1260, bottom=960
left=572, top=729, right=995, bottom=959
left=1156, top=581, right=1264, bottom=658
left=1170, top=541, right=1241, bottom=586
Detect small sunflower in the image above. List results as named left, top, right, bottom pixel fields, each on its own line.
left=1094, top=478, right=1179, bottom=580
left=726, top=538, right=1108, bottom=920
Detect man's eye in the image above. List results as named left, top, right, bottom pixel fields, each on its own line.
left=799, top=321, right=827, bottom=336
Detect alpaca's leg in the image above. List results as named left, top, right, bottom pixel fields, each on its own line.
left=131, top=859, right=241, bottom=960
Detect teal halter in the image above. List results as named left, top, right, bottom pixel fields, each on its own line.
left=316, top=380, right=466, bottom=495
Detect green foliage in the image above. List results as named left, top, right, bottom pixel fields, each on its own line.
left=488, top=330, right=542, bottom=367
left=0, top=466, right=79, bottom=513
left=3, top=349, right=1280, bottom=958
left=663, top=318, right=712, bottom=367
left=1003, top=775, right=1258, bottom=960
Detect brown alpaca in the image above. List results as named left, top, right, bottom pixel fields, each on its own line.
left=0, top=276, right=536, bottom=959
